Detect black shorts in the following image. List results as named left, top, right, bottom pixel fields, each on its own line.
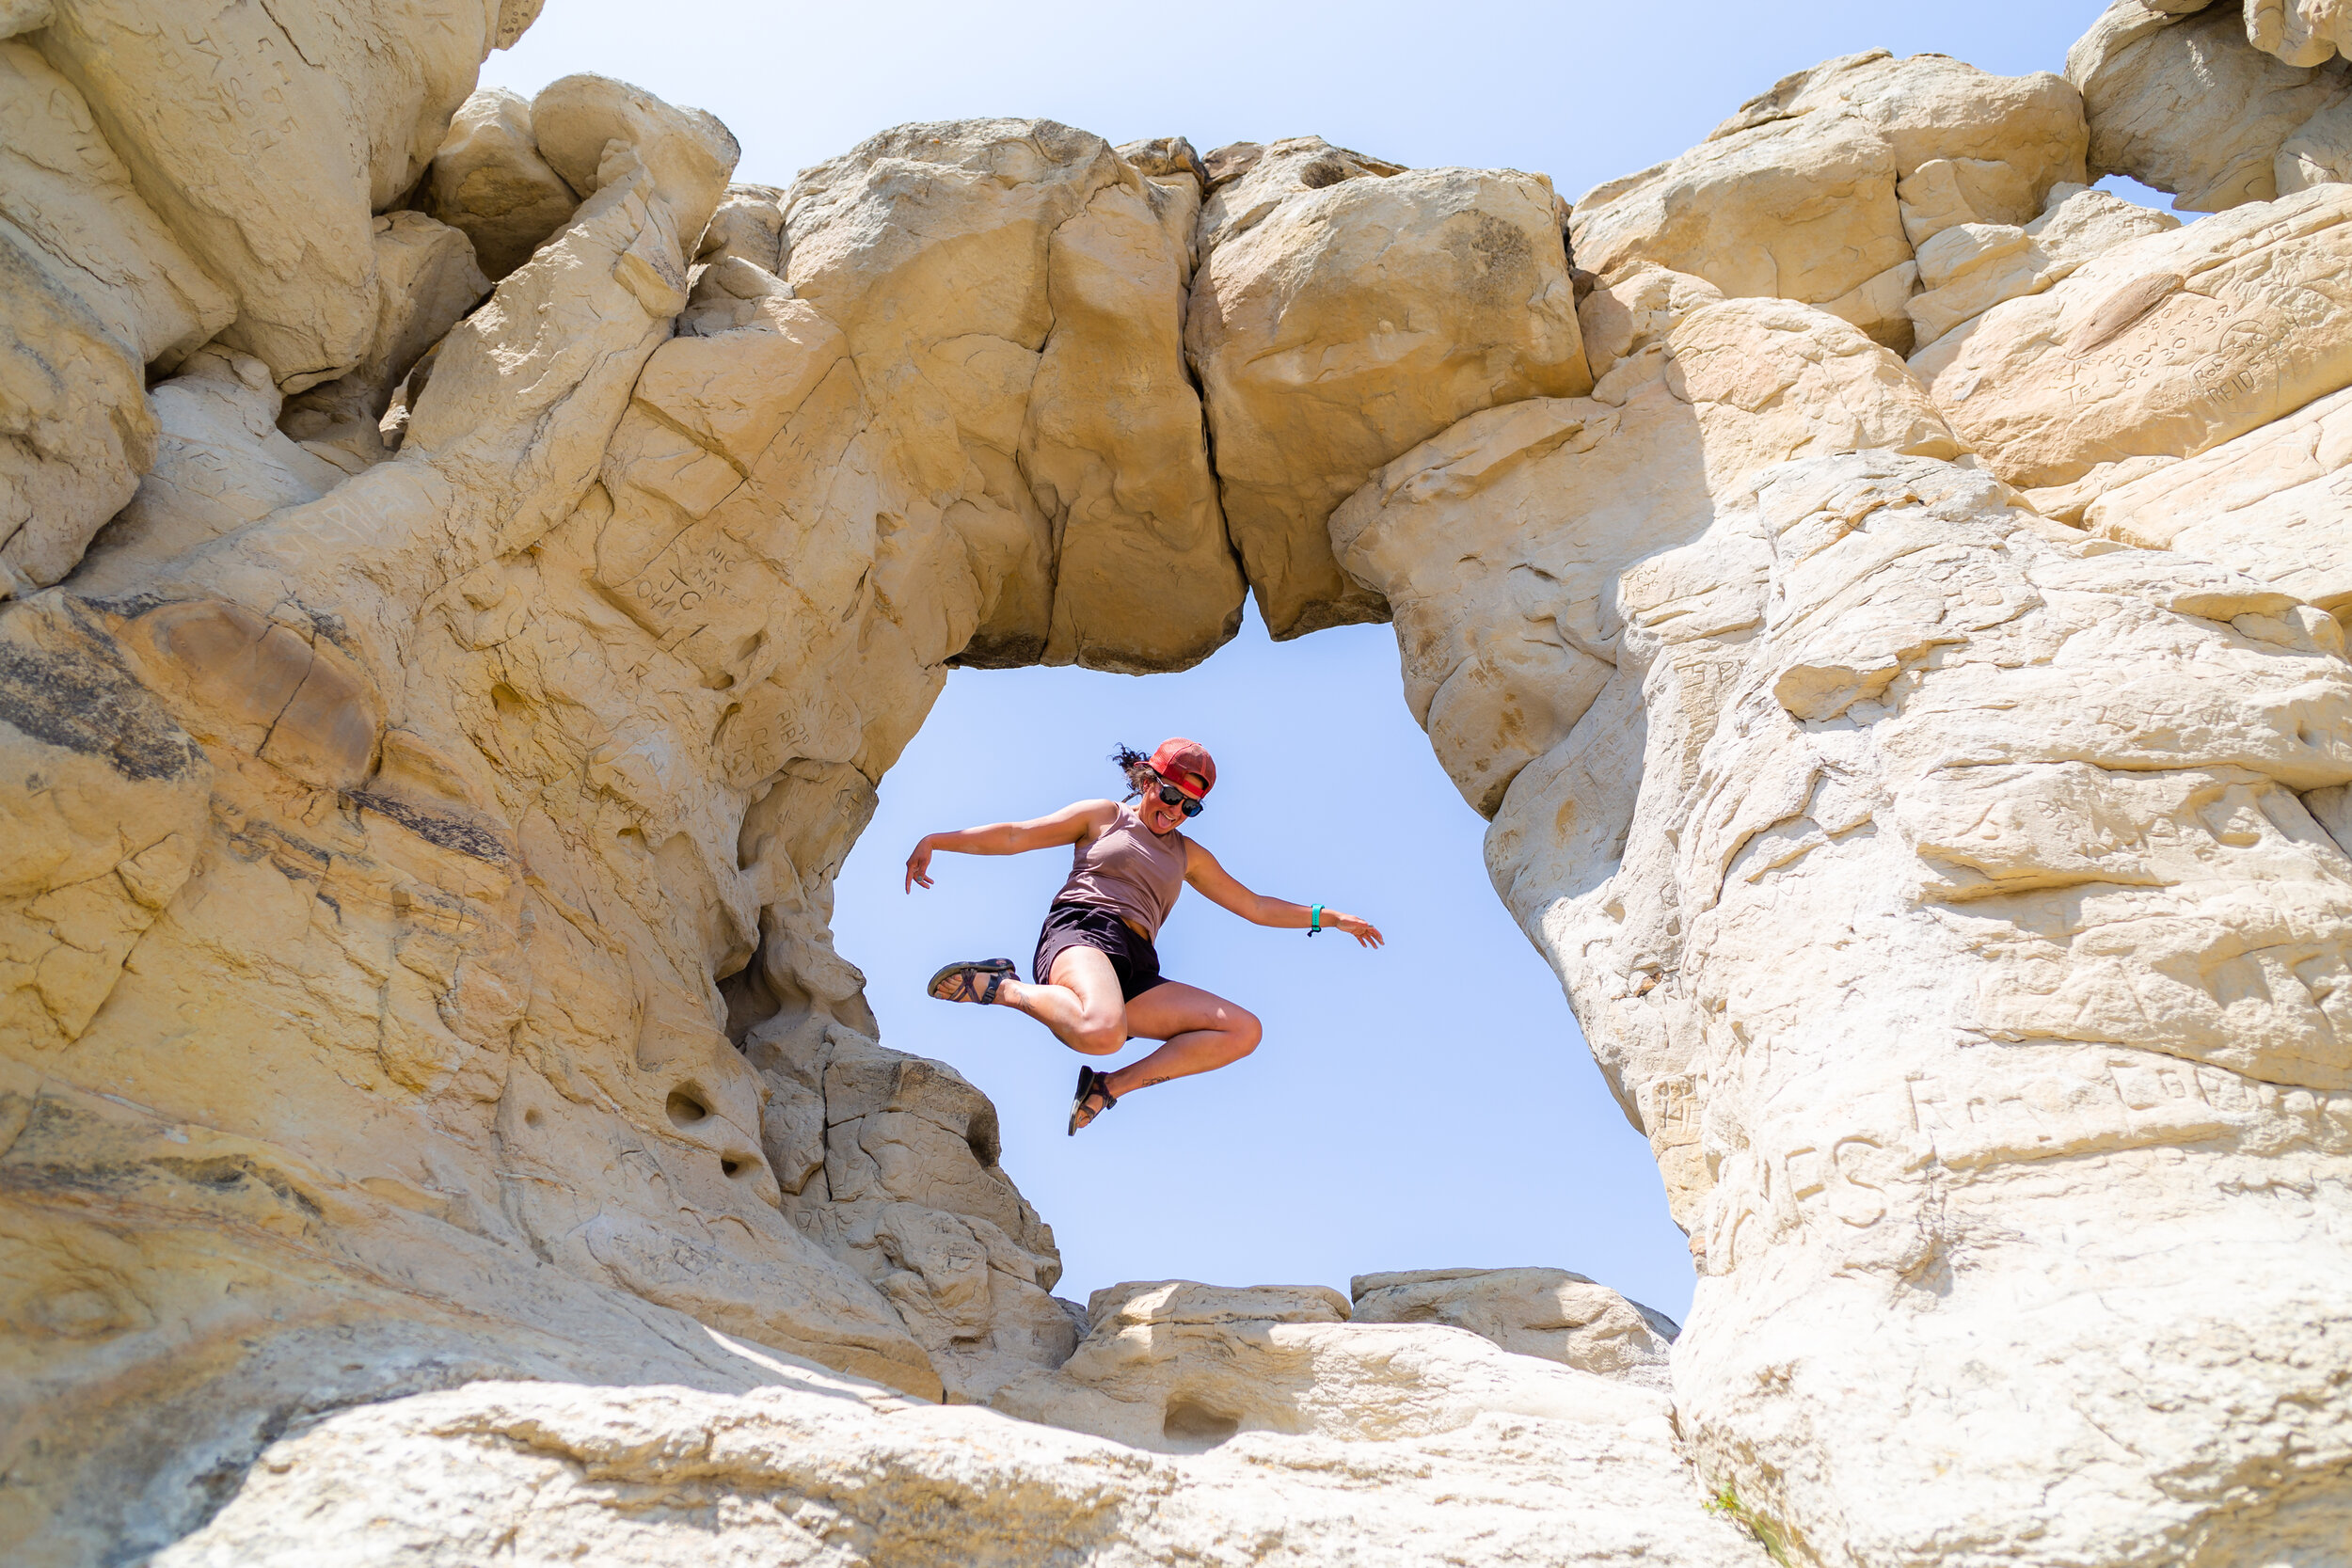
left=1033, top=903, right=1172, bottom=1002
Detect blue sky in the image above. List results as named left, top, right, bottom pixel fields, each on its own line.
left=489, top=3, right=2126, bottom=203
left=486, top=3, right=2141, bottom=1323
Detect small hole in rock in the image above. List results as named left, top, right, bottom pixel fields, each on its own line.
left=1162, top=1400, right=1241, bottom=1445
left=666, top=1089, right=710, bottom=1128
left=523, top=1108, right=542, bottom=1128
left=720, top=1158, right=742, bottom=1177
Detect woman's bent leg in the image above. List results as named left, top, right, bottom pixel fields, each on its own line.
left=998, top=946, right=1128, bottom=1055
left=1103, top=982, right=1262, bottom=1099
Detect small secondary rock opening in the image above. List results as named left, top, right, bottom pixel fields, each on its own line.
left=1162, top=1398, right=1242, bottom=1446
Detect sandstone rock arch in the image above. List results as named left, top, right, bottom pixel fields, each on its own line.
left=5, top=6, right=2352, bottom=1564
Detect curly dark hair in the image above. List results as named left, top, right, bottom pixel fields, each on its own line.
left=1110, top=744, right=1156, bottom=799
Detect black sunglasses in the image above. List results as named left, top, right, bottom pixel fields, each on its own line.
left=1154, top=781, right=1204, bottom=817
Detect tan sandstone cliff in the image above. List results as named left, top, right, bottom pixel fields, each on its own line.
left=4, top=1, right=2350, bottom=1564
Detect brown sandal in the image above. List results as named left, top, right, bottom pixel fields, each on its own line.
left=928, top=958, right=1015, bottom=1006
left=1068, top=1065, right=1119, bottom=1135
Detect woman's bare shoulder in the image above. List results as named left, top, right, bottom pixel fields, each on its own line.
left=1058, top=798, right=1123, bottom=832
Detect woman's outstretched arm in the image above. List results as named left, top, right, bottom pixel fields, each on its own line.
left=905, top=800, right=1115, bottom=891
left=1182, top=842, right=1385, bottom=947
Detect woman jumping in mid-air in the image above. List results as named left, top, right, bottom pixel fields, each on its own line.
left=906, top=737, right=1383, bottom=1135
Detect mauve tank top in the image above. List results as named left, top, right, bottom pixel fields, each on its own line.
left=1054, top=801, right=1188, bottom=939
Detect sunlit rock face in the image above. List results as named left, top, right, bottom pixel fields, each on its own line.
left=150, top=1370, right=1767, bottom=1568
left=2069, top=0, right=2352, bottom=212
left=6, top=2, right=2352, bottom=1563
left=1187, top=146, right=1593, bottom=638
left=1571, top=49, right=2088, bottom=357
left=1346, top=1267, right=1679, bottom=1389
left=1339, top=276, right=2352, bottom=1566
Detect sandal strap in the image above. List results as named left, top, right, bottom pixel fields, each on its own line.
left=930, top=958, right=1015, bottom=1004
left=1068, top=1066, right=1120, bottom=1133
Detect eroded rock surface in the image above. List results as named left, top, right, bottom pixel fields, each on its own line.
left=1905, top=180, right=2181, bottom=356
left=425, top=87, right=581, bottom=280
left=1341, top=279, right=2352, bottom=1560
left=1189, top=155, right=1591, bottom=637
left=33, top=0, right=509, bottom=388
left=8, top=6, right=2352, bottom=1566
left=154, top=1372, right=1766, bottom=1568
left=2072, top=1, right=2352, bottom=212
left=1573, top=50, right=2087, bottom=355
left=1350, top=1267, right=1677, bottom=1389
left=992, top=1276, right=1685, bottom=1459
left=2089, top=378, right=2352, bottom=611
left=0, top=68, right=1072, bottom=1561
left=278, top=212, right=490, bottom=472
left=1913, top=181, right=2352, bottom=491
left=781, top=118, right=1241, bottom=671
left=1332, top=290, right=1957, bottom=820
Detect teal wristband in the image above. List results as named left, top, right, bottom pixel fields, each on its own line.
left=1310, top=903, right=1324, bottom=936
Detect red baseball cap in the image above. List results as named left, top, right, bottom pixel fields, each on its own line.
left=1148, top=737, right=1216, bottom=800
